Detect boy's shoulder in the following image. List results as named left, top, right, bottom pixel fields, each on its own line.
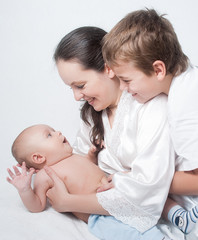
left=170, top=65, right=198, bottom=94
left=170, top=65, right=197, bottom=94
left=168, top=64, right=198, bottom=117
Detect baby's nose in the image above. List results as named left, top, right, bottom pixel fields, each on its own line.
left=56, top=131, right=62, bottom=136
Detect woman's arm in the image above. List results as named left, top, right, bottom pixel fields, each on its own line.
left=169, top=169, right=198, bottom=195
left=44, top=166, right=109, bottom=215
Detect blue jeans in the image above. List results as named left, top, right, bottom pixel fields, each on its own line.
left=88, top=215, right=167, bottom=240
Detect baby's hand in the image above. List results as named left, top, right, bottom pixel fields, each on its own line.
left=7, top=162, right=35, bottom=193
left=87, top=145, right=98, bottom=164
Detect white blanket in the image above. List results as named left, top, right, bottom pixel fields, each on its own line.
left=0, top=172, right=98, bottom=240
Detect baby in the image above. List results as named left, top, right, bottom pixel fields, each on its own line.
left=7, top=124, right=108, bottom=221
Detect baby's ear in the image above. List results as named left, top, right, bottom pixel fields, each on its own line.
left=104, top=63, right=115, bottom=78
left=31, top=153, right=46, bottom=164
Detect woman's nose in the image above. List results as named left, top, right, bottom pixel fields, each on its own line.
left=73, top=90, right=84, bottom=101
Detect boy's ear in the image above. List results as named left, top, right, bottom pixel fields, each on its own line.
left=104, top=63, right=115, bottom=78
left=152, top=60, right=166, bottom=81
left=31, top=153, right=46, bottom=164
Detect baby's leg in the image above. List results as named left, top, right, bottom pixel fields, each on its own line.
left=163, top=197, right=198, bottom=234
left=73, top=212, right=90, bottom=223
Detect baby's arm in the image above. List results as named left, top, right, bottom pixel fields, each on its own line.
left=7, top=162, right=49, bottom=212
left=169, top=169, right=198, bottom=195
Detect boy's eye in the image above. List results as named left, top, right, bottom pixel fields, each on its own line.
left=122, top=80, right=130, bottom=83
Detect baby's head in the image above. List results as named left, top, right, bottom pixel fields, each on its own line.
left=12, top=124, right=73, bottom=170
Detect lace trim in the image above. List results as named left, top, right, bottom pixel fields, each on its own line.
left=97, top=189, right=158, bottom=233
left=105, top=91, right=131, bottom=156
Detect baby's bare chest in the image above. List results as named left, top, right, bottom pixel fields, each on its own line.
left=52, top=156, right=105, bottom=195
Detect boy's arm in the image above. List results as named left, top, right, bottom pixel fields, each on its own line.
left=7, top=162, right=49, bottom=212
left=169, top=169, right=198, bottom=195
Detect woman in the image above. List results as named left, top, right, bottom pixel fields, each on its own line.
left=45, top=27, right=175, bottom=240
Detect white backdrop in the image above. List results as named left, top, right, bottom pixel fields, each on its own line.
left=0, top=0, right=198, bottom=177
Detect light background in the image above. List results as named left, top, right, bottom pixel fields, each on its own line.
left=1, top=0, right=198, bottom=177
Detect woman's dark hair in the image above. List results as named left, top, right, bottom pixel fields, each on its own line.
left=54, top=27, right=107, bottom=152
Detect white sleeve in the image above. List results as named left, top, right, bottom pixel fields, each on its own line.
left=72, top=119, right=92, bottom=156
left=169, top=66, right=198, bottom=171
left=97, top=95, right=175, bottom=232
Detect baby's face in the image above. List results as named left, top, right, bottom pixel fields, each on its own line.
left=27, top=124, right=73, bottom=165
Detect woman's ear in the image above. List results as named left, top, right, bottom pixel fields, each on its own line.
left=152, top=60, right=166, bottom=81
left=104, top=63, right=115, bottom=78
left=31, top=153, right=46, bottom=164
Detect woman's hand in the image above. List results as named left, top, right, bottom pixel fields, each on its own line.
left=44, top=166, right=109, bottom=215
left=97, top=174, right=114, bottom=192
left=44, top=166, right=70, bottom=212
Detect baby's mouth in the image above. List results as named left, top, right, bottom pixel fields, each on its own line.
left=63, top=137, right=67, bottom=143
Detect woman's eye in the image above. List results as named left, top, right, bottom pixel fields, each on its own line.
left=76, top=84, right=85, bottom=89
left=48, top=133, right=52, bottom=137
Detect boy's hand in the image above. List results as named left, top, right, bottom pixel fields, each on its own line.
left=7, top=162, right=35, bottom=193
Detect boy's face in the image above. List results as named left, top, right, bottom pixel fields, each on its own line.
left=26, top=125, right=73, bottom=165
left=111, top=61, right=162, bottom=103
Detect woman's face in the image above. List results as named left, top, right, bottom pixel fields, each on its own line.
left=57, top=59, right=120, bottom=111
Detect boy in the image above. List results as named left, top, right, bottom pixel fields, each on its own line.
left=102, top=8, right=198, bottom=236
left=7, top=124, right=108, bottom=221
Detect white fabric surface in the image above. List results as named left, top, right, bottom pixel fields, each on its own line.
left=73, top=91, right=175, bottom=233
left=0, top=171, right=98, bottom=240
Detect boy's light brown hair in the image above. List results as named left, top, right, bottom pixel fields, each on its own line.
left=102, top=8, right=188, bottom=76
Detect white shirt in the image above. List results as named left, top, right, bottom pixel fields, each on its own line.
left=168, top=64, right=198, bottom=172
left=164, top=64, right=198, bottom=239
left=73, top=91, right=175, bottom=232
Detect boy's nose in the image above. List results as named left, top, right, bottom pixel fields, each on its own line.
left=120, top=81, right=128, bottom=91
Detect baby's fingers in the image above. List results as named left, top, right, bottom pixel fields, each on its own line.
left=29, top=168, right=36, bottom=177
left=21, top=162, right=28, bottom=174
left=6, top=176, right=13, bottom=184
left=7, top=168, right=16, bottom=179
left=13, top=165, right=22, bottom=176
